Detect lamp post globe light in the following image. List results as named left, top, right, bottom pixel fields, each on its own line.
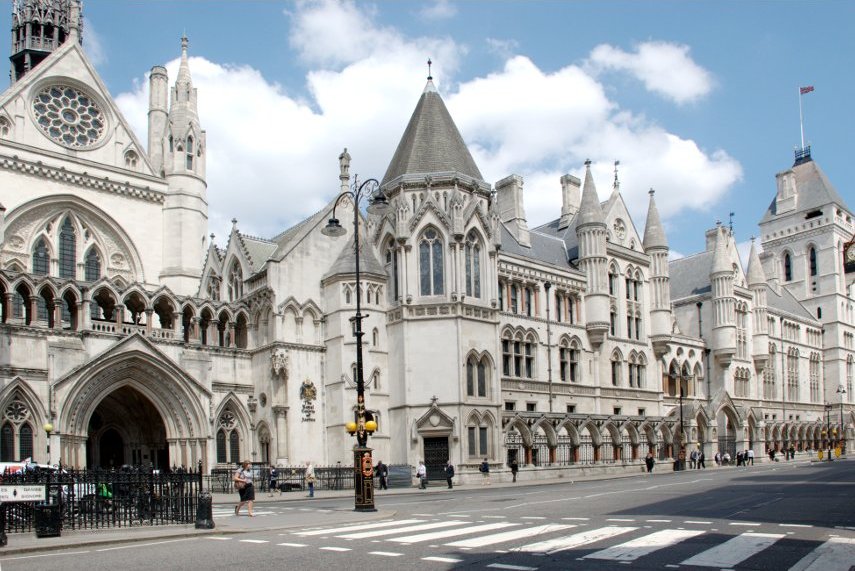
left=322, top=174, right=388, bottom=512
left=43, top=422, right=53, bottom=465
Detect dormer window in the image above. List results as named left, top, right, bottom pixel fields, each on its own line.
left=124, top=150, right=139, bottom=169
left=186, top=136, right=194, bottom=169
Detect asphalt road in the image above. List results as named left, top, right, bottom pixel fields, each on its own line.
left=2, top=460, right=854, bottom=570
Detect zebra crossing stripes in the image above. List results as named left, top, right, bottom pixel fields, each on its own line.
left=515, top=525, right=637, bottom=555
left=295, top=519, right=424, bottom=536
left=790, top=537, right=855, bottom=571
left=679, top=532, right=785, bottom=567
left=389, top=522, right=520, bottom=544
left=446, top=524, right=577, bottom=548
left=584, top=529, right=705, bottom=561
left=337, top=520, right=466, bottom=539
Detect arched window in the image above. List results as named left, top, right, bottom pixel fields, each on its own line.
left=32, top=238, right=49, bottom=275
left=216, top=429, right=227, bottom=463
left=559, top=339, right=580, bottom=383
left=186, top=136, right=194, bottom=170
left=84, top=248, right=101, bottom=281
left=466, top=355, right=488, bottom=397
left=372, top=328, right=379, bottom=347
left=228, top=261, right=243, bottom=301
left=465, top=231, right=481, bottom=298
left=611, top=354, right=622, bottom=386
left=59, top=217, right=76, bottom=279
left=18, top=423, right=33, bottom=460
left=502, top=335, right=511, bottom=376
left=0, top=423, right=12, bottom=462
left=419, top=228, right=444, bottom=296
left=510, top=285, right=519, bottom=314
left=525, top=287, right=533, bottom=317
left=784, top=253, right=792, bottom=281
left=124, top=150, right=139, bottom=169
left=809, top=247, right=817, bottom=277
left=477, top=359, right=487, bottom=397
left=168, top=135, right=174, bottom=153
left=218, top=408, right=241, bottom=465
left=385, top=245, right=399, bottom=302
left=524, top=336, right=535, bottom=378
left=229, top=430, right=240, bottom=464
left=0, top=116, right=10, bottom=137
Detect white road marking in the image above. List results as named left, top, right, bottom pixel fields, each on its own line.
left=95, top=538, right=194, bottom=552
left=319, top=546, right=352, bottom=552
left=446, top=524, right=576, bottom=548
left=647, top=519, right=672, bottom=523
left=337, top=520, right=467, bottom=539
left=517, top=526, right=637, bottom=555
left=486, top=564, right=538, bottom=571
left=369, top=551, right=403, bottom=557
left=606, top=518, right=636, bottom=522
left=0, top=550, right=91, bottom=561
left=484, top=515, right=508, bottom=518
left=295, top=519, right=424, bottom=536
left=684, top=520, right=713, bottom=524
left=422, top=556, right=463, bottom=563
left=780, top=523, right=813, bottom=528
left=585, top=528, right=705, bottom=561
left=521, top=516, right=546, bottom=520
left=239, top=539, right=269, bottom=544
left=206, top=536, right=232, bottom=540
left=390, top=522, right=519, bottom=544
left=730, top=522, right=761, bottom=526
left=562, top=517, right=589, bottom=521
left=789, top=537, right=855, bottom=571
left=278, top=542, right=307, bottom=547
left=680, top=532, right=784, bottom=567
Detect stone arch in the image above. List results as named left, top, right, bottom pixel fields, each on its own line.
left=530, top=418, right=558, bottom=447
left=503, top=416, right=532, bottom=447
left=213, top=393, right=253, bottom=463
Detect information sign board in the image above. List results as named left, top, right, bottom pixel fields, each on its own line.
left=0, top=485, right=46, bottom=502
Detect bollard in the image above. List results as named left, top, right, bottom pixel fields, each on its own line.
left=195, top=490, right=215, bottom=529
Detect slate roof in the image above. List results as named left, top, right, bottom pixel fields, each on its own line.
left=325, top=234, right=386, bottom=279
left=766, top=285, right=816, bottom=322
left=642, top=191, right=668, bottom=250
left=499, top=223, right=579, bottom=271
left=239, top=235, right=277, bottom=273
left=760, top=157, right=851, bottom=224
left=381, top=80, right=483, bottom=186
left=669, top=251, right=714, bottom=300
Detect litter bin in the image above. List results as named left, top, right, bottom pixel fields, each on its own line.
left=34, top=503, right=62, bottom=538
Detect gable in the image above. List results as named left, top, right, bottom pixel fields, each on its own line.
left=0, top=40, right=155, bottom=177
left=602, top=191, right=642, bottom=251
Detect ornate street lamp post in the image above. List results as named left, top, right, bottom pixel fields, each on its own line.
left=823, top=403, right=833, bottom=462
left=838, top=386, right=847, bottom=455
left=43, top=422, right=53, bottom=465
left=323, top=174, right=388, bottom=512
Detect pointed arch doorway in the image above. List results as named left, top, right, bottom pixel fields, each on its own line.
left=86, top=386, right=168, bottom=469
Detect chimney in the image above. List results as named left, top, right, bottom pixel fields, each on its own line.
left=495, top=174, right=530, bottom=248
left=558, top=174, right=581, bottom=230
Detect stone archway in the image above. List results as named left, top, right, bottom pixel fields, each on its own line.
left=85, top=385, right=168, bottom=469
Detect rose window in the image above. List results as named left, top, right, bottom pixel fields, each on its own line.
left=4, top=400, right=30, bottom=423
left=32, top=85, right=105, bottom=148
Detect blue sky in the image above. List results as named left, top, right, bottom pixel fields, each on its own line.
left=3, top=1, right=852, bottom=259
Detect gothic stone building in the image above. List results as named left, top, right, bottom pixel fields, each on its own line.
left=0, top=1, right=852, bottom=479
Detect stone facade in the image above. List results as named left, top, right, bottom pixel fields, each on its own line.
left=0, top=1, right=852, bottom=477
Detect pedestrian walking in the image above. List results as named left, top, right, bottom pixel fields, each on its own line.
left=268, top=464, right=279, bottom=496
left=747, top=448, right=754, bottom=466
left=479, top=458, right=491, bottom=485
left=645, top=452, right=655, bottom=474
left=233, top=460, right=255, bottom=517
left=697, top=450, right=705, bottom=469
left=416, top=461, right=427, bottom=489
left=510, top=458, right=519, bottom=482
left=722, top=451, right=731, bottom=465
left=788, top=445, right=795, bottom=460
left=306, top=462, right=316, bottom=497
left=375, top=460, right=388, bottom=490
left=714, top=451, right=721, bottom=466
left=445, top=461, right=455, bottom=489
left=689, top=449, right=698, bottom=469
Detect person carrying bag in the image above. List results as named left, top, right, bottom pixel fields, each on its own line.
left=233, top=460, right=255, bottom=517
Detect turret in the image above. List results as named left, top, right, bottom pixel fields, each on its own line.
left=643, top=189, right=671, bottom=355
left=496, top=174, right=530, bottom=247
left=575, top=160, right=609, bottom=347
left=747, top=238, right=770, bottom=372
left=147, top=65, right=169, bottom=176
left=10, top=0, right=82, bottom=83
left=160, top=36, right=208, bottom=295
left=710, top=224, right=736, bottom=367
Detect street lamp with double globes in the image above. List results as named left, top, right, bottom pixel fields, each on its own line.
left=838, top=386, right=847, bottom=455
left=43, top=422, right=53, bottom=465
left=323, top=174, right=388, bottom=512
left=823, top=403, right=833, bottom=462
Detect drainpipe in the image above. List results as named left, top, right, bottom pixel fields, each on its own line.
left=545, top=282, right=553, bottom=413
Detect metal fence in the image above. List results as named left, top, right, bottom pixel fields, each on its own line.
left=205, top=463, right=412, bottom=494
left=1, top=466, right=202, bottom=533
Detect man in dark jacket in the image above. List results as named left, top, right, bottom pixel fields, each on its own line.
left=445, top=461, right=455, bottom=489
left=510, top=459, right=519, bottom=482
left=375, top=460, right=388, bottom=490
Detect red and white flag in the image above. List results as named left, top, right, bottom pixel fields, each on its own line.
left=800, top=85, right=814, bottom=95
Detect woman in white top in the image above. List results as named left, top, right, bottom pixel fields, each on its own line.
left=233, top=460, right=255, bottom=516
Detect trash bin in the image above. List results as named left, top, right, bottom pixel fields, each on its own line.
left=34, top=503, right=62, bottom=538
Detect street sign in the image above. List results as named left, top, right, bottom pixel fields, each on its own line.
left=0, top=485, right=46, bottom=502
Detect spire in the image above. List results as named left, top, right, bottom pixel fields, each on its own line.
left=746, top=238, right=766, bottom=286
left=642, top=189, right=668, bottom=250
left=577, top=160, right=604, bottom=226
left=382, top=73, right=482, bottom=185
left=711, top=224, right=731, bottom=274
left=176, top=34, right=192, bottom=91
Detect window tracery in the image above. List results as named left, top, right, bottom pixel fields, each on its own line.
left=419, top=228, right=444, bottom=296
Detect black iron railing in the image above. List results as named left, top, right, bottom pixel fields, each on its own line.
left=1, top=466, right=202, bottom=533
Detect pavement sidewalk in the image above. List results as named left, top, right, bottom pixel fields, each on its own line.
left=0, top=456, right=823, bottom=557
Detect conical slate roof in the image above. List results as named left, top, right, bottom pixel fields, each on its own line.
left=642, top=190, right=668, bottom=250
left=381, top=79, right=483, bottom=185
left=576, top=162, right=604, bottom=227
left=746, top=240, right=766, bottom=286
left=325, top=234, right=386, bottom=279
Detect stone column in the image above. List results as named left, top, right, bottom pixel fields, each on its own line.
left=273, top=406, right=289, bottom=462
left=145, top=308, right=154, bottom=335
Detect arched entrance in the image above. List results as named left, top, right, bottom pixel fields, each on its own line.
left=86, top=386, right=168, bottom=469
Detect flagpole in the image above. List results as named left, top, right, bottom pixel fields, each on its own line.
left=798, top=86, right=805, bottom=150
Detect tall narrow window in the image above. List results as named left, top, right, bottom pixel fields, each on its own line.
left=32, top=238, right=49, bottom=275
left=477, top=360, right=487, bottom=397
left=229, top=430, right=240, bottom=464
left=59, top=217, right=76, bottom=279
left=559, top=346, right=568, bottom=381
left=479, top=427, right=488, bottom=456
left=85, top=248, right=101, bottom=281
left=524, top=339, right=534, bottom=378
left=511, top=285, right=518, bottom=314
left=498, top=281, right=504, bottom=310
left=555, top=295, right=563, bottom=323
left=569, top=346, right=579, bottom=382
left=784, top=253, right=792, bottom=281
left=419, top=228, right=444, bottom=295
left=465, top=231, right=481, bottom=298
left=611, top=359, right=621, bottom=386
left=466, top=357, right=475, bottom=396
left=18, top=423, right=33, bottom=461
left=502, top=338, right=511, bottom=376
left=525, top=288, right=533, bottom=317
left=809, top=247, right=817, bottom=277
left=385, top=247, right=399, bottom=302
left=0, top=423, right=12, bottom=462
left=228, top=261, right=243, bottom=301
left=186, top=136, right=194, bottom=169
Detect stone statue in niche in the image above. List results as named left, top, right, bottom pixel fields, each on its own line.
left=271, top=348, right=289, bottom=379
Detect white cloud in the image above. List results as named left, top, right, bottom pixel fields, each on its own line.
left=587, top=41, right=714, bottom=104
left=83, top=20, right=106, bottom=66
left=420, top=0, right=457, bottom=20
left=114, top=1, right=740, bottom=244
left=485, top=37, right=519, bottom=60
